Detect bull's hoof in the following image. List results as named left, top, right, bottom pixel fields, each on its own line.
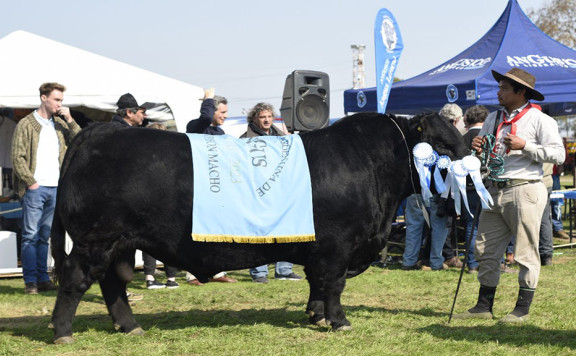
left=54, top=336, right=75, bottom=344
left=127, top=327, right=145, bottom=336
left=308, top=315, right=328, bottom=326
left=314, top=318, right=327, bottom=326
left=332, top=324, right=353, bottom=332
left=307, top=311, right=328, bottom=326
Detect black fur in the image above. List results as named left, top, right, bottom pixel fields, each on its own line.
left=49, top=113, right=468, bottom=342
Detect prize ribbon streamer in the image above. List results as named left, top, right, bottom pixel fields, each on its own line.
left=413, top=143, right=434, bottom=205
left=434, top=155, right=451, bottom=193
left=462, top=155, right=494, bottom=210
left=449, top=160, right=470, bottom=216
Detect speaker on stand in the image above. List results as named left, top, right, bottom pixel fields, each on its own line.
left=280, top=70, right=329, bottom=133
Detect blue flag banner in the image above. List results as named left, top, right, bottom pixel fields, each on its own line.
left=374, top=8, right=404, bottom=113
left=187, top=134, right=315, bottom=243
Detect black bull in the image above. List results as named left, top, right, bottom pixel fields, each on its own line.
left=49, top=112, right=468, bottom=343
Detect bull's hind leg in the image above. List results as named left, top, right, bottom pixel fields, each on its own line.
left=99, top=256, right=143, bottom=336
left=50, top=249, right=95, bottom=344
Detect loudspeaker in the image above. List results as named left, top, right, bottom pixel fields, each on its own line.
left=280, top=70, right=329, bottom=132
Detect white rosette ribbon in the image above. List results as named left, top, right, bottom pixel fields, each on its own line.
left=461, top=155, right=494, bottom=210
left=413, top=143, right=435, bottom=205
left=448, top=160, right=470, bottom=216
left=434, top=155, right=451, bottom=194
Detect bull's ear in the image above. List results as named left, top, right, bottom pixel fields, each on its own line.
left=409, top=114, right=428, bottom=136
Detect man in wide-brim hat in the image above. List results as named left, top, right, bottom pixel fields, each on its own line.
left=453, top=68, right=565, bottom=324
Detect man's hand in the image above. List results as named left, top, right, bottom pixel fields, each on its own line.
left=503, top=133, right=526, bottom=151
left=204, top=88, right=215, bottom=100
left=471, top=136, right=485, bottom=154
left=57, top=107, right=74, bottom=123
left=28, top=183, right=39, bottom=190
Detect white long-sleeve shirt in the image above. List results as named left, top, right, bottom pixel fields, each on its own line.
left=478, top=104, right=565, bottom=180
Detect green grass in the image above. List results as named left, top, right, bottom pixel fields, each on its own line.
left=2, top=252, right=576, bottom=356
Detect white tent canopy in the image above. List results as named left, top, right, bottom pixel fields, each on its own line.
left=0, top=30, right=203, bottom=132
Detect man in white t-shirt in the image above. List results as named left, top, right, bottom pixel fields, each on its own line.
left=11, top=82, right=81, bottom=295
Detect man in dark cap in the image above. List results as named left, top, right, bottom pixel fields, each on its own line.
left=111, top=93, right=153, bottom=127
left=454, top=68, right=565, bottom=323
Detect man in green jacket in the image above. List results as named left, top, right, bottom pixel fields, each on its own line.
left=11, top=82, right=81, bottom=294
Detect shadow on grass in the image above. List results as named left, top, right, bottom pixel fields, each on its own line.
left=0, top=306, right=329, bottom=344
left=420, top=323, right=576, bottom=350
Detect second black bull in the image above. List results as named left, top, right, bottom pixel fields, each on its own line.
left=49, top=112, right=468, bottom=343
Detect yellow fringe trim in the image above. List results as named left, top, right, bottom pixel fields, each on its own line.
left=191, top=233, right=316, bottom=244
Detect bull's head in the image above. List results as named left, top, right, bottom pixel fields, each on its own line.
left=409, top=112, right=470, bottom=160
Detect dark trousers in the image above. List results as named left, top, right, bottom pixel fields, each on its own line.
left=142, top=252, right=177, bottom=278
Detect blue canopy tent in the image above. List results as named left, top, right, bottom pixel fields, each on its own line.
left=344, top=0, right=576, bottom=116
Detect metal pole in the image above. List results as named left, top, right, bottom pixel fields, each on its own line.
left=448, top=201, right=483, bottom=323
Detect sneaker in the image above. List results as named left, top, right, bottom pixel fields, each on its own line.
left=165, top=280, right=180, bottom=289
left=252, top=276, right=269, bottom=284
left=25, top=282, right=38, bottom=295
left=274, top=272, right=303, bottom=281
left=146, top=280, right=166, bottom=289
left=37, top=280, right=57, bottom=292
left=467, top=267, right=479, bottom=274
left=445, top=256, right=463, bottom=268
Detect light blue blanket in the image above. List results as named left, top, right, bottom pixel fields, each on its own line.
left=187, top=134, right=315, bottom=243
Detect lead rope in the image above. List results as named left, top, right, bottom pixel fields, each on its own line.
left=387, top=116, right=418, bottom=195
left=479, top=134, right=506, bottom=182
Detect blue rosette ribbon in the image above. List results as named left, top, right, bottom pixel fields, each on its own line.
left=434, top=155, right=451, bottom=194
left=413, top=143, right=435, bottom=205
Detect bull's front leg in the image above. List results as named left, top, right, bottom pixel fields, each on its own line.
left=50, top=250, right=95, bottom=344
left=323, top=274, right=351, bottom=331
left=306, top=271, right=351, bottom=331
left=306, top=280, right=327, bottom=326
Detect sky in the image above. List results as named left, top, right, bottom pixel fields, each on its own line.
left=0, top=0, right=549, bottom=119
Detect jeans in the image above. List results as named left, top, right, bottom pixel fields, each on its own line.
left=21, top=186, right=57, bottom=284
left=551, top=174, right=563, bottom=232
left=250, top=262, right=293, bottom=279
left=462, top=191, right=480, bottom=269
left=539, top=187, right=554, bottom=258
left=402, top=194, right=449, bottom=270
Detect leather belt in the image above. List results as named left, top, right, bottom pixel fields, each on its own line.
left=493, top=179, right=541, bottom=189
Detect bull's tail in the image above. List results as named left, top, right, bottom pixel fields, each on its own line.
left=50, top=206, right=67, bottom=285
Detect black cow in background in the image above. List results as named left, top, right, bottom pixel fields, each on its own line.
left=49, top=112, right=468, bottom=343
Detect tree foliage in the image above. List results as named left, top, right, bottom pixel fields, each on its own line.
left=528, top=0, right=576, bottom=49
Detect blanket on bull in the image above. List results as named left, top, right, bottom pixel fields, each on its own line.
left=187, top=134, right=315, bottom=243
